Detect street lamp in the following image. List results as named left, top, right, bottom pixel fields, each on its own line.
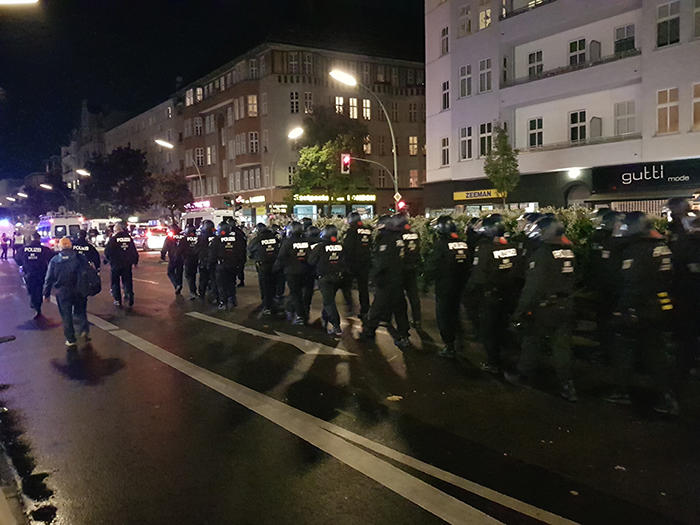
left=5, top=197, right=15, bottom=202
left=16, top=192, right=28, bottom=199
left=329, top=69, right=400, bottom=203
left=154, top=139, right=204, bottom=196
left=39, top=183, right=52, bottom=190
left=76, top=169, right=91, bottom=177
left=39, top=184, right=70, bottom=209
left=0, top=0, right=39, bottom=5
left=268, top=128, right=305, bottom=209
left=155, top=139, right=174, bottom=149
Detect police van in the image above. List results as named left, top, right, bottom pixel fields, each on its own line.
left=37, top=212, right=85, bottom=250
left=181, top=208, right=235, bottom=230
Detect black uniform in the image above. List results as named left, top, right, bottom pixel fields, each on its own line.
left=309, top=238, right=345, bottom=332
left=303, top=228, right=322, bottom=316
left=21, top=240, right=53, bottom=315
left=247, top=229, right=280, bottom=312
left=161, top=231, right=185, bottom=292
left=341, top=224, right=373, bottom=318
left=670, top=229, right=700, bottom=372
left=196, top=232, right=217, bottom=300
left=231, top=224, right=247, bottom=287
left=402, top=228, right=422, bottom=327
left=73, top=238, right=101, bottom=270
left=429, top=236, right=470, bottom=352
left=273, top=234, right=312, bottom=323
left=104, top=231, right=139, bottom=306
left=210, top=231, right=246, bottom=308
left=180, top=232, right=199, bottom=297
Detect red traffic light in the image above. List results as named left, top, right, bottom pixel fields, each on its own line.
left=340, top=153, right=351, bottom=174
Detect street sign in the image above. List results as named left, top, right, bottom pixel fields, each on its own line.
left=393, top=192, right=402, bottom=202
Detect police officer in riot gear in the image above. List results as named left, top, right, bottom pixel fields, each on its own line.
left=505, top=217, right=578, bottom=401
left=180, top=225, right=200, bottom=300
left=210, top=221, right=245, bottom=310
left=301, top=217, right=313, bottom=232
left=361, top=213, right=411, bottom=347
left=228, top=219, right=247, bottom=288
left=196, top=220, right=217, bottom=301
left=73, top=229, right=101, bottom=270
left=341, top=211, right=373, bottom=320
left=270, top=223, right=286, bottom=304
left=22, top=232, right=53, bottom=318
left=274, top=221, right=312, bottom=325
left=303, top=225, right=322, bottom=316
left=161, top=224, right=185, bottom=294
left=466, top=214, right=523, bottom=374
left=309, top=225, right=346, bottom=336
left=247, top=222, right=280, bottom=315
left=402, top=218, right=422, bottom=329
left=602, top=212, right=679, bottom=414
left=104, top=221, right=139, bottom=308
left=429, top=216, right=470, bottom=358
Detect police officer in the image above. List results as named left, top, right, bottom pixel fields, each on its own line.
left=73, top=229, right=101, bottom=270
left=303, top=225, right=322, bottom=318
left=161, top=224, right=185, bottom=295
left=180, top=225, right=200, bottom=300
left=664, top=197, right=691, bottom=249
left=104, top=222, right=139, bottom=308
left=360, top=214, right=411, bottom=348
left=462, top=217, right=482, bottom=334
left=466, top=214, right=523, bottom=374
left=505, top=217, right=578, bottom=401
left=22, top=232, right=53, bottom=318
left=309, top=225, right=345, bottom=336
left=602, top=212, right=679, bottom=415
left=341, top=211, right=373, bottom=320
left=402, top=219, right=422, bottom=329
left=229, top=219, right=247, bottom=288
left=196, top=220, right=217, bottom=302
left=429, top=216, right=470, bottom=358
left=273, top=222, right=312, bottom=325
left=247, top=222, right=280, bottom=315
left=210, top=221, right=245, bottom=310
left=270, top=223, right=286, bottom=304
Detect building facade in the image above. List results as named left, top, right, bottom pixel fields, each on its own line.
left=425, top=0, right=700, bottom=215
left=174, top=42, right=426, bottom=222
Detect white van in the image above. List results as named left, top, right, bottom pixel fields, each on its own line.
left=37, top=213, right=86, bottom=250
left=181, top=208, right=236, bottom=230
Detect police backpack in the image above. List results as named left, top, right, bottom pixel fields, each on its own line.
left=77, top=256, right=102, bottom=297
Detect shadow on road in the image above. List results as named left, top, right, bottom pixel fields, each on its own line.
left=51, top=345, right=125, bottom=385
left=16, top=316, right=62, bottom=331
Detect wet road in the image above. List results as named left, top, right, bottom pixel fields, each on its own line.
left=0, top=253, right=698, bottom=524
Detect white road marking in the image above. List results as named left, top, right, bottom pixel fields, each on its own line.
left=133, top=278, right=160, bottom=285
left=186, top=311, right=355, bottom=356
left=48, top=297, right=119, bottom=332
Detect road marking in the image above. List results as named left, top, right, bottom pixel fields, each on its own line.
left=186, top=311, right=355, bottom=356
left=105, top=327, right=503, bottom=525
left=133, top=278, right=160, bottom=285
left=48, top=297, right=119, bottom=332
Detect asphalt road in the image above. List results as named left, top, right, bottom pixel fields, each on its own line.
left=0, top=252, right=698, bottom=525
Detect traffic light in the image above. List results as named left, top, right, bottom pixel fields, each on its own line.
left=340, top=153, right=351, bottom=174
left=397, top=200, right=406, bottom=211
left=224, top=196, right=232, bottom=207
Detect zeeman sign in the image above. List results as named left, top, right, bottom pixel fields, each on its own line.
left=453, top=189, right=505, bottom=201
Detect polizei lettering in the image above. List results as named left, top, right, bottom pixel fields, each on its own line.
left=493, top=248, right=517, bottom=259
left=325, top=244, right=342, bottom=252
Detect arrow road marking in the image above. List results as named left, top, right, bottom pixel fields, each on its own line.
left=186, top=311, right=356, bottom=356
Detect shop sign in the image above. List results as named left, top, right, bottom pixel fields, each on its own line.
left=453, top=189, right=504, bottom=201
left=351, top=194, right=377, bottom=202
left=191, top=201, right=211, bottom=209
left=294, top=194, right=377, bottom=203
left=249, top=195, right=265, bottom=203
left=255, top=206, right=266, bottom=216
left=591, top=158, right=700, bottom=193
left=295, top=194, right=330, bottom=202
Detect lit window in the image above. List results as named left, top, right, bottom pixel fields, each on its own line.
left=458, top=5, right=472, bottom=37
left=363, top=135, right=371, bottom=155
left=693, top=83, right=700, bottom=131
left=441, top=80, right=450, bottom=110
left=410, top=170, right=419, bottom=188
left=408, top=103, right=417, bottom=122
left=206, top=146, right=212, bottom=165
left=349, top=98, right=358, bottom=119
left=528, top=118, right=543, bottom=147
left=657, top=1, right=681, bottom=48
left=248, top=95, right=258, bottom=117
left=288, top=52, right=299, bottom=74
left=194, top=117, right=202, bottom=136
left=408, top=136, right=418, bottom=156
left=441, top=137, right=450, bottom=166
left=440, top=27, right=449, bottom=56
left=569, top=39, right=586, bottom=65
left=479, top=123, right=492, bottom=156
left=304, top=92, right=313, bottom=114
left=335, top=96, right=344, bottom=114
left=615, top=102, right=635, bottom=135
left=478, top=59, right=491, bottom=93
left=657, top=88, right=679, bottom=134
left=614, top=24, right=636, bottom=54
left=478, top=0, right=491, bottom=30
left=167, top=107, right=172, bottom=118
left=459, top=65, right=472, bottom=97
left=196, top=87, right=203, bottom=102
left=459, top=127, right=473, bottom=160
left=290, top=92, right=299, bottom=114
left=569, top=110, right=587, bottom=143
left=362, top=99, right=371, bottom=120
left=528, top=51, right=543, bottom=78
left=185, top=89, right=194, bottom=107
left=249, top=59, right=258, bottom=79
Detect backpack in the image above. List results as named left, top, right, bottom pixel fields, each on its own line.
left=77, top=255, right=102, bottom=297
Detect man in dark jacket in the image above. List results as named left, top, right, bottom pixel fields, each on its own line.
left=104, top=222, right=138, bottom=308
left=161, top=224, right=185, bottom=295
left=73, top=229, right=101, bottom=271
left=180, top=225, right=200, bottom=300
left=196, top=220, right=217, bottom=302
left=210, top=221, right=246, bottom=310
left=303, top=225, right=322, bottom=317
left=22, top=232, right=54, bottom=318
left=247, top=223, right=280, bottom=314
left=43, top=237, right=90, bottom=348
left=273, top=222, right=312, bottom=325
left=402, top=221, right=422, bottom=328
left=309, top=225, right=345, bottom=336
left=341, top=212, right=372, bottom=320
left=230, top=219, right=247, bottom=288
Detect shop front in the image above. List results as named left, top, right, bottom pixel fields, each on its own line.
left=292, top=194, right=378, bottom=220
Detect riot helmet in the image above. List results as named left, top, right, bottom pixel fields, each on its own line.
left=168, top=223, right=181, bottom=234
left=286, top=221, right=304, bottom=237
left=321, top=225, right=339, bottom=241
left=185, top=225, right=197, bottom=236
left=387, top=213, right=409, bottom=232
left=78, top=229, right=88, bottom=240
left=517, top=212, right=542, bottom=233
left=376, top=215, right=391, bottom=232
left=301, top=217, right=313, bottom=231
left=434, top=215, right=457, bottom=237
left=255, top=222, right=268, bottom=233
left=528, top=216, right=565, bottom=243
left=597, top=210, right=622, bottom=233
left=306, top=225, right=321, bottom=240
left=465, top=216, right=479, bottom=232
left=200, top=220, right=215, bottom=235
left=475, top=214, right=506, bottom=239
left=217, top=221, right=231, bottom=236
left=347, top=211, right=363, bottom=227
left=616, top=211, right=653, bottom=237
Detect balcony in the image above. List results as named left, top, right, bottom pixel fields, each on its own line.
left=520, top=132, right=641, bottom=154
left=502, top=48, right=641, bottom=89
left=500, top=0, right=558, bottom=20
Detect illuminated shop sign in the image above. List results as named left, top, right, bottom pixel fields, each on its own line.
left=453, top=189, right=504, bottom=201
left=191, top=201, right=211, bottom=209
left=592, top=159, right=700, bottom=193
left=294, top=194, right=377, bottom=202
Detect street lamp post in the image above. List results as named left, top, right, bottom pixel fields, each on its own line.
left=268, top=128, right=304, bottom=215
left=329, top=70, right=400, bottom=203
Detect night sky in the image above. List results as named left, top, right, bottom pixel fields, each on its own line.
left=0, top=0, right=425, bottom=179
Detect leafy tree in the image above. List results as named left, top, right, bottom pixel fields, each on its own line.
left=484, top=123, right=520, bottom=207
left=301, top=105, right=368, bottom=154
left=152, top=171, right=193, bottom=223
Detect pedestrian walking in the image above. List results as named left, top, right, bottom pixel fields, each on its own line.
left=22, top=233, right=53, bottom=318
left=161, top=224, right=185, bottom=295
left=43, top=237, right=90, bottom=348
left=247, top=223, right=280, bottom=315
left=0, top=233, right=9, bottom=260
left=341, top=212, right=372, bottom=321
left=273, top=222, right=312, bottom=325
left=73, top=229, right=101, bottom=270
left=309, top=225, right=346, bottom=336
left=104, top=222, right=138, bottom=308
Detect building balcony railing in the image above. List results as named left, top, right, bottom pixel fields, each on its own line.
left=520, top=132, right=641, bottom=153
left=502, top=48, right=641, bottom=89
left=500, top=0, right=558, bottom=20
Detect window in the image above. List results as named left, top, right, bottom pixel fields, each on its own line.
left=569, top=110, right=587, bottom=142
left=185, top=149, right=192, bottom=167
left=349, top=97, right=358, bottom=119
left=220, top=76, right=226, bottom=91
left=391, top=102, right=399, bottom=122
left=235, top=172, right=241, bottom=191
left=459, top=65, right=472, bottom=97
left=378, top=136, right=386, bottom=156
left=362, top=99, right=371, bottom=120
left=248, top=95, right=258, bottom=117
left=478, top=59, right=491, bottom=93
left=410, top=170, right=419, bottom=188
left=363, top=135, right=372, bottom=155
left=614, top=24, right=635, bottom=54
left=249, top=59, right=258, bottom=79
left=569, top=39, right=586, bottom=65
left=441, top=81, right=450, bottom=110
left=409, top=136, right=418, bottom=156
left=204, top=115, right=211, bottom=135
left=459, top=127, right=473, bottom=160
left=262, top=130, right=269, bottom=152
left=249, top=132, right=259, bottom=154
left=185, top=89, right=194, bottom=106
left=167, top=107, right=172, bottom=119
left=408, top=103, right=417, bottom=122
left=335, top=96, right=344, bottom=114
left=260, top=56, right=266, bottom=77
left=441, top=137, right=450, bottom=166
left=378, top=170, right=387, bottom=188
left=255, top=168, right=261, bottom=189
left=657, top=88, right=679, bottom=134
left=303, top=53, right=313, bottom=75
left=260, top=93, right=267, bottom=115
left=288, top=165, right=297, bottom=185
left=478, top=0, right=491, bottom=30
left=240, top=133, right=246, bottom=155
left=206, top=177, right=212, bottom=196
left=194, top=117, right=203, bottom=136
left=243, top=170, right=248, bottom=190
left=378, top=107, right=386, bottom=121
left=249, top=171, right=255, bottom=190
left=376, top=65, right=385, bottom=83
left=228, top=173, right=234, bottom=193
left=290, top=92, right=299, bottom=113
left=458, top=5, right=472, bottom=37
left=693, top=83, right=700, bottom=131
left=479, top=123, right=492, bottom=156
left=695, top=0, right=700, bottom=39
left=288, top=52, right=299, bottom=74
left=441, top=27, right=449, bottom=56
left=304, top=92, right=313, bottom=114
left=528, top=118, right=543, bottom=147
left=362, top=63, right=371, bottom=84
left=184, top=119, right=192, bottom=138
left=407, top=69, right=414, bottom=85
left=233, top=98, right=240, bottom=120
left=206, top=146, right=216, bottom=165
left=228, top=139, right=234, bottom=160
left=195, top=148, right=204, bottom=166
left=657, top=1, right=681, bottom=48
left=227, top=107, right=233, bottom=127
left=615, top=101, right=636, bottom=135
left=528, top=51, right=543, bottom=78
left=196, top=87, right=203, bottom=102
left=391, top=67, right=399, bottom=86
left=264, top=166, right=270, bottom=188
left=235, top=135, right=241, bottom=156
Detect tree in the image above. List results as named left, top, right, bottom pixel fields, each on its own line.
left=483, top=123, right=520, bottom=207
left=83, top=146, right=153, bottom=218
left=152, top=171, right=193, bottom=223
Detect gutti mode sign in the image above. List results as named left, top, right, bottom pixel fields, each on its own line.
left=591, top=158, right=700, bottom=193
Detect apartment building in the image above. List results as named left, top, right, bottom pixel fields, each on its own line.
left=175, top=41, right=426, bottom=222
left=425, top=0, right=700, bottom=215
